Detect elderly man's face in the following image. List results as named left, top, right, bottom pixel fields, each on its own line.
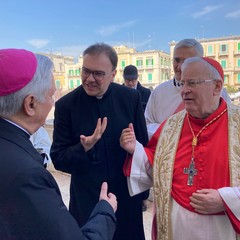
left=180, top=62, right=219, bottom=118
left=81, top=53, right=116, bottom=97
left=173, top=47, right=199, bottom=81
left=34, top=75, right=56, bottom=129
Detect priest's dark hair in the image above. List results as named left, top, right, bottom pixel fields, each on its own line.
left=83, top=43, right=118, bottom=71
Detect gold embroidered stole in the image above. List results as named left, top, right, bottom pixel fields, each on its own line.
left=153, top=104, right=240, bottom=240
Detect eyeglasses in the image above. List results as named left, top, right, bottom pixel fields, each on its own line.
left=172, top=57, right=185, bottom=64
left=179, top=79, right=215, bottom=88
left=81, top=67, right=107, bottom=81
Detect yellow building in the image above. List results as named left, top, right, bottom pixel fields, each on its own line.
left=169, top=36, right=240, bottom=88
left=37, top=52, right=75, bottom=92
left=64, top=62, right=82, bottom=90
left=114, top=45, right=171, bottom=88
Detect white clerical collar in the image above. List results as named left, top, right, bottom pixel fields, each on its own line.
left=96, top=95, right=103, bottom=99
left=3, top=118, right=30, bottom=136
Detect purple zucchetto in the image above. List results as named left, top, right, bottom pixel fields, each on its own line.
left=0, top=49, right=37, bottom=96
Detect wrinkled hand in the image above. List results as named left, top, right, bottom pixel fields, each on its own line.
left=190, top=189, right=225, bottom=214
left=80, top=117, right=107, bottom=152
left=99, top=182, right=117, bottom=213
left=119, top=123, right=136, bottom=155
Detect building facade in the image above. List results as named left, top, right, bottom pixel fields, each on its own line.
left=37, top=52, right=75, bottom=93
left=169, top=35, right=240, bottom=88
left=42, top=35, right=240, bottom=92
left=114, top=45, right=171, bottom=89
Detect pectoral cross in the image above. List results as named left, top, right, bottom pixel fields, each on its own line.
left=183, top=158, right=197, bottom=186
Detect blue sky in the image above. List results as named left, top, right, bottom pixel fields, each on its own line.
left=0, top=0, right=239, bottom=58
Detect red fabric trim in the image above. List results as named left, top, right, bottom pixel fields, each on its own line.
left=123, top=153, right=133, bottom=176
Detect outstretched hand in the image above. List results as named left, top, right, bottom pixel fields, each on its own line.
left=80, top=117, right=107, bottom=152
left=119, top=123, right=136, bottom=154
left=99, top=182, right=117, bottom=213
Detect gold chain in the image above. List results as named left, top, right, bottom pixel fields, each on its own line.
left=187, top=108, right=227, bottom=158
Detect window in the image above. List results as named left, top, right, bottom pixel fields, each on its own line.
left=69, top=79, right=74, bottom=89
left=238, top=58, right=240, bottom=67
left=136, top=59, right=143, bottom=67
left=238, top=73, right=240, bottom=84
left=207, top=45, right=213, bottom=55
left=59, top=63, right=64, bottom=71
left=76, top=79, right=81, bottom=86
left=238, top=42, right=240, bottom=52
left=224, top=75, right=227, bottom=84
left=148, top=73, right=152, bottom=82
left=146, top=58, right=153, bottom=66
left=221, top=60, right=227, bottom=68
left=68, top=70, right=74, bottom=76
left=75, top=69, right=80, bottom=76
left=55, top=79, right=61, bottom=89
left=160, top=57, right=163, bottom=65
left=162, top=71, right=166, bottom=81
left=168, top=59, right=171, bottom=66
left=220, top=44, right=228, bottom=54
left=121, top=60, right=126, bottom=69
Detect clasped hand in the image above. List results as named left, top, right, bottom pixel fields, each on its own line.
left=80, top=117, right=107, bottom=152
left=190, top=189, right=226, bottom=214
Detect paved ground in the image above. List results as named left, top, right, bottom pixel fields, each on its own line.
left=50, top=169, right=153, bottom=240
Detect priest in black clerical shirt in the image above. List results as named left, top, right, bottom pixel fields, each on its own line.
left=51, top=43, right=148, bottom=240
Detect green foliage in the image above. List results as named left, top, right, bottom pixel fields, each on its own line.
left=225, top=85, right=239, bottom=94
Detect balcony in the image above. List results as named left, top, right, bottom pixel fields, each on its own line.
left=234, top=51, right=240, bottom=56
left=206, top=52, right=216, bottom=57
left=219, top=51, right=229, bottom=57
left=145, top=64, right=154, bottom=69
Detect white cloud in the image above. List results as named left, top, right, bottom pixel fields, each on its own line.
left=192, top=5, right=223, bottom=18
left=133, top=39, right=152, bottom=49
left=225, top=9, right=240, bottom=19
left=57, top=44, right=88, bottom=57
left=26, top=39, right=50, bottom=48
left=97, top=20, right=138, bottom=36
left=106, top=38, right=152, bottom=51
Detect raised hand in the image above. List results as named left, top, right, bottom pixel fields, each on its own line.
left=119, top=123, right=136, bottom=154
left=80, top=117, right=107, bottom=152
left=99, top=182, right=117, bottom=212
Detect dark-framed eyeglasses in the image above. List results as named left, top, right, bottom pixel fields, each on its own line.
left=81, top=67, right=107, bottom=81
left=179, top=79, right=216, bottom=88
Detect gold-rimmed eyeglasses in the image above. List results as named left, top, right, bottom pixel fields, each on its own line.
left=179, top=79, right=216, bottom=88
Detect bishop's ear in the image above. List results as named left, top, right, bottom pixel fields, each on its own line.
left=23, top=95, right=37, bottom=116
left=213, top=79, right=223, bottom=95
